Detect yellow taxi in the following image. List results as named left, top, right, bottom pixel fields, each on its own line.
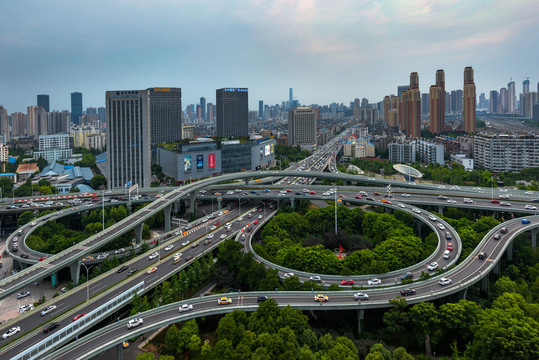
left=218, top=297, right=232, bottom=305
left=147, top=266, right=157, bottom=274
left=123, top=341, right=129, bottom=348
left=314, top=294, right=329, bottom=302
left=83, top=256, right=93, bottom=262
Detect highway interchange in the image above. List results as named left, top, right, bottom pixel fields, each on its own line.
left=1, top=132, right=539, bottom=358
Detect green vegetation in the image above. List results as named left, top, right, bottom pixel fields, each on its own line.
left=254, top=206, right=430, bottom=275
left=274, top=144, right=311, bottom=169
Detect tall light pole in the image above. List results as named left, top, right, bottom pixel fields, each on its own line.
left=334, top=191, right=338, bottom=235
left=80, top=263, right=94, bottom=301
left=235, top=195, right=241, bottom=218
left=201, top=209, right=209, bottom=236
left=491, top=176, right=494, bottom=200
left=102, top=190, right=105, bottom=231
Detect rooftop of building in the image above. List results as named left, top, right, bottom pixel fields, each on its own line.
left=16, top=163, right=39, bottom=174
left=39, top=161, right=94, bottom=181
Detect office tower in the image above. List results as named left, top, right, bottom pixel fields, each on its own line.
left=361, top=98, right=368, bottom=108
left=0, top=106, right=8, bottom=141
left=71, top=92, right=83, bottom=125
left=489, top=91, right=498, bottom=113
left=37, top=94, right=50, bottom=112
left=521, top=92, right=539, bottom=118
left=499, top=87, right=508, bottom=113
left=27, top=106, right=47, bottom=137
left=399, top=91, right=406, bottom=129
left=216, top=88, right=248, bottom=137
left=507, top=81, right=516, bottom=113
left=397, top=85, right=409, bottom=98
left=421, top=93, right=429, bottom=116
left=289, top=88, right=293, bottom=104
left=48, top=111, right=70, bottom=134
left=258, top=100, right=264, bottom=119
left=479, top=93, right=487, bottom=109
left=403, top=72, right=421, bottom=138
left=86, top=107, right=97, bottom=115
left=207, top=103, right=214, bottom=123
left=288, top=107, right=316, bottom=146
left=533, top=104, right=539, bottom=122
left=523, top=79, right=530, bottom=94
left=463, top=66, right=476, bottom=134
left=200, top=97, right=206, bottom=121
left=147, top=87, right=182, bottom=144
left=11, top=112, right=25, bottom=137
left=98, top=107, right=106, bottom=125
left=383, top=96, right=391, bottom=123
left=106, top=90, right=151, bottom=189
left=429, top=85, right=443, bottom=134
left=196, top=105, right=202, bottom=120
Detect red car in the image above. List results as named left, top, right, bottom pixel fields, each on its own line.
left=214, top=222, right=220, bottom=226
left=374, top=192, right=382, bottom=196
left=72, top=313, right=87, bottom=321
left=355, top=195, right=362, bottom=199
left=286, top=189, right=292, bottom=193
left=254, top=220, right=259, bottom=225
left=490, top=200, right=500, bottom=204
left=149, top=239, right=158, bottom=245
left=447, top=243, right=453, bottom=251
left=39, top=256, right=47, bottom=261
left=309, top=191, right=316, bottom=195
left=341, top=279, right=354, bottom=285
left=338, top=194, right=345, bottom=198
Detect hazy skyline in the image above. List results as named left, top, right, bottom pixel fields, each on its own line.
left=1, top=0, right=538, bottom=112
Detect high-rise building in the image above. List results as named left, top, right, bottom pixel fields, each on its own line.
left=200, top=97, right=206, bottom=121
left=499, top=87, right=508, bottom=113
left=48, top=111, right=70, bottom=134
left=489, top=90, right=498, bottom=114
left=0, top=106, right=8, bottom=141
left=37, top=94, right=50, bottom=112
left=521, top=92, right=539, bottom=118
left=429, top=85, right=443, bottom=134
left=106, top=90, right=151, bottom=189
left=383, top=96, right=391, bottom=123
left=98, top=107, right=106, bottom=125
left=289, top=88, right=293, bottom=104
left=463, top=67, right=476, bottom=134
left=474, top=134, right=539, bottom=172
left=207, top=103, right=214, bottom=123
left=403, top=72, right=421, bottom=138
left=216, top=88, right=248, bottom=137
left=147, top=87, right=182, bottom=144
left=11, top=112, right=25, bottom=137
left=523, top=79, right=530, bottom=94
left=71, top=92, right=83, bottom=125
left=361, top=98, right=368, bottom=109
left=27, top=106, right=47, bottom=137
left=87, top=107, right=97, bottom=115
left=288, top=107, right=316, bottom=147
left=397, top=85, right=409, bottom=98
left=421, top=93, right=429, bottom=116
left=478, top=93, right=487, bottom=109
left=258, top=100, right=264, bottom=119
left=196, top=105, right=202, bottom=120
left=507, top=81, right=516, bottom=113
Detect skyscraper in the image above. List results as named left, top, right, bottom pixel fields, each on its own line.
left=429, top=69, right=445, bottom=134
left=0, top=106, right=8, bottom=141
left=98, top=107, right=106, bottom=125
left=207, top=103, right=214, bottom=123
left=288, top=107, right=316, bottom=147
left=289, top=88, right=293, bottom=104
left=523, top=79, right=530, bottom=94
left=463, top=66, right=476, bottom=134
left=27, top=106, right=47, bottom=137
left=106, top=90, right=151, bottom=189
left=499, top=87, right=508, bottom=113
left=507, top=81, right=516, bottom=113
left=200, top=97, right=206, bottom=121
left=37, top=94, right=50, bottom=112
left=489, top=90, right=499, bottom=114
left=11, top=112, right=25, bottom=137
left=216, top=88, right=248, bottom=137
left=403, top=72, right=421, bottom=138
left=258, top=100, right=264, bottom=119
left=71, top=92, right=83, bottom=125
left=147, top=87, right=182, bottom=144
left=383, top=96, right=391, bottom=123
left=421, top=93, right=429, bottom=116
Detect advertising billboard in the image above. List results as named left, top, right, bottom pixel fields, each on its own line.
left=196, top=155, right=204, bottom=169
left=264, top=145, right=271, bottom=156
left=184, top=156, right=192, bottom=171
left=271, top=143, right=274, bottom=154
left=208, top=153, right=215, bottom=168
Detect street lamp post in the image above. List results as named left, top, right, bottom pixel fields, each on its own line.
left=80, top=263, right=94, bottom=301
left=201, top=210, right=209, bottom=236
left=102, top=191, right=105, bottom=231
left=334, top=191, right=338, bottom=235
left=235, top=195, right=241, bottom=218
left=491, top=177, right=494, bottom=200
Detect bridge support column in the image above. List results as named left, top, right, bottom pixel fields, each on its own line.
left=531, top=229, right=538, bottom=250
left=290, top=198, right=295, bottom=209
left=416, top=221, right=422, bottom=236
left=116, top=343, right=124, bottom=360
left=217, top=198, right=222, bottom=210
left=357, top=309, right=364, bottom=336
left=458, top=287, right=468, bottom=300
left=480, top=274, right=488, bottom=295
left=506, top=242, right=513, bottom=262
left=70, top=260, right=81, bottom=285
left=134, top=223, right=144, bottom=245
left=437, top=206, right=444, bottom=215
left=189, top=193, right=196, bottom=217
left=493, top=261, right=501, bottom=275
left=244, top=178, right=249, bottom=185
left=175, top=201, right=180, bottom=213
left=164, top=205, right=172, bottom=233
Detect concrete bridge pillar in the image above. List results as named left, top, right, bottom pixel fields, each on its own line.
left=134, top=223, right=144, bottom=245
left=493, top=261, right=501, bottom=275
left=480, top=274, right=489, bottom=295
left=164, top=205, right=172, bottom=233
left=189, top=193, right=196, bottom=217
left=217, top=198, right=223, bottom=210
left=531, top=229, right=538, bottom=250
left=437, top=206, right=444, bottom=215
left=506, top=242, right=513, bottom=262
left=290, top=198, right=295, bottom=209
left=70, top=260, right=81, bottom=285
left=357, top=309, right=364, bottom=336
left=175, top=201, right=180, bottom=213
left=458, top=287, right=468, bottom=300
left=116, top=343, right=124, bottom=359
left=416, top=221, right=422, bottom=236
left=244, top=178, right=249, bottom=185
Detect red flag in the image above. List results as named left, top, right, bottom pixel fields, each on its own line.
left=339, top=244, right=344, bottom=253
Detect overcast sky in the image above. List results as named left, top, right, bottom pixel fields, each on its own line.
left=1, top=0, right=538, bottom=112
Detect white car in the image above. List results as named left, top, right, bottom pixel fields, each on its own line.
left=239, top=217, right=244, bottom=221
left=179, top=304, right=194, bottom=313
left=463, top=198, right=474, bottom=203
left=309, top=275, right=321, bottom=282
left=181, top=240, right=190, bottom=246
left=218, top=212, right=224, bottom=216
left=439, top=278, right=452, bottom=286
left=412, top=208, right=422, bottom=214
left=398, top=204, right=406, bottom=208
left=401, top=193, right=411, bottom=197
left=31, top=221, right=37, bottom=226
left=258, top=215, right=263, bottom=219
left=210, top=226, right=217, bottom=231
left=114, top=248, right=126, bottom=255
left=353, top=292, right=369, bottom=300
left=447, top=199, right=457, bottom=204
left=525, top=205, right=537, bottom=210
left=220, top=234, right=227, bottom=239
left=164, top=244, right=174, bottom=251
left=41, top=305, right=56, bottom=316
left=97, top=253, right=107, bottom=260
left=148, top=252, right=158, bottom=260
left=127, top=318, right=144, bottom=329
left=367, top=278, right=382, bottom=286
left=283, top=272, right=294, bottom=278
left=427, top=262, right=439, bottom=271
left=437, top=223, right=445, bottom=230
left=429, top=215, right=437, bottom=221
left=206, top=234, right=214, bottom=239
left=2, top=327, right=21, bottom=339
left=19, top=304, right=33, bottom=313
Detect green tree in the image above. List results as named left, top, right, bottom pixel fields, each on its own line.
left=17, top=211, right=35, bottom=226
left=37, top=157, right=47, bottom=171
left=90, top=174, right=107, bottom=189
left=135, top=353, right=155, bottom=360
left=409, top=302, right=440, bottom=357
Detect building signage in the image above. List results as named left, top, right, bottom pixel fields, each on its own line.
left=208, top=153, right=215, bottom=168
left=184, top=156, right=192, bottom=171
left=196, top=155, right=204, bottom=169
left=264, top=145, right=271, bottom=156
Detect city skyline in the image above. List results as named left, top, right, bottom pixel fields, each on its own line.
left=1, top=1, right=538, bottom=112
